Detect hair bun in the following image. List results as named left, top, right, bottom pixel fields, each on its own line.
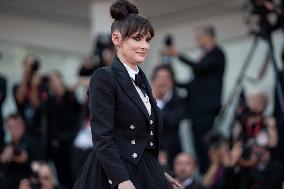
left=110, top=0, right=139, bottom=20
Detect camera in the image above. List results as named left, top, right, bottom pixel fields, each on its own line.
left=247, top=0, right=278, bottom=35
left=164, top=35, right=174, bottom=47
left=23, top=55, right=41, bottom=74
left=12, top=144, right=23, bottom=156
left=31, top=60, right=40, bottom=73
left=250, top=0, right=274, bottom=15
left=29, top=170, right=42, bottom=189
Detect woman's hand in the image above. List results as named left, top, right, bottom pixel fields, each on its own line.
left=118, top=180, right=136, bottom=189
left=164, top=172, right=182, bottom=189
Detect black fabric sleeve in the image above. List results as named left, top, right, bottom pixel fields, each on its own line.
left=178, top=53, right=224, bottom=73
left=0, top=77, right=7, bottom=106
left=89, top=68, right=129, bottom=188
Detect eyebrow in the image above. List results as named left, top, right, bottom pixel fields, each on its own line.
left=133, top=32, right=152, bottom=38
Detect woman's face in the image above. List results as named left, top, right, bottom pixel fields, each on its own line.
left=113, top=31, right=152, bottom=66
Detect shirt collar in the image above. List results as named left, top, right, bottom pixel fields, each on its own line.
left=204, top=45, right=215, bottom=54
left=122, top=62, right=139, bottom=80
left=156, top=90, right=173, bottom=109
left=181, top=177, right=194, bottom=189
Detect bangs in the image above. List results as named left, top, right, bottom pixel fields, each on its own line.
left=124, top=15, right=154, bottom=38
left=112, top=14, right=154, bottom=39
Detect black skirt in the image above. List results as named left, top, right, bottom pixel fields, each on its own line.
left=73, top=150, right=173, bottom=189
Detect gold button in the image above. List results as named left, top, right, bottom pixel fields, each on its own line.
left=108, top=179, right=112, bottom=184
left=131, top=140, right=135, bottom=144
left=150, top=142, right=154, bottom=146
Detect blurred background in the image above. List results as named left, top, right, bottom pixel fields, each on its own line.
left=0, top=0, right=284, bottom=189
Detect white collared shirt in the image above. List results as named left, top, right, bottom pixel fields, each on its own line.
left=122, top=62, right=139, bottom=80
left=122, top=63, right=151, bottom=115
left=181, top=177, right=194, bottom=189
left=156, top=90, right=173, bottom=109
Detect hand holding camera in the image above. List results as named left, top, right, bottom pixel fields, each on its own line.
left=19, top=177, right=42, bottom=189
left=0, top=145, right=14, bottom=163
left=0, top=144, right=28, bottom=164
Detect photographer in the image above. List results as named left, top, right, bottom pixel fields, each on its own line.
left=18, top=162, right=62, bottom=189
left=262, top=0, right=284, bottom=163
left=0, top=75, right=7, bottom=148
left=202, top=131, right=243, bottom=189
left=249, top=0, right=284, bottom=163
left=256, top=0, right=283, bottom=29
left=46, top=70, right=81, bottom=188
left=13, top=55, right=44, bottom=139
left=247, top=142, right=284, bottom=189
left=0, top=113, right=42, bottom=189
left=167, top=25, right=226, bottom=174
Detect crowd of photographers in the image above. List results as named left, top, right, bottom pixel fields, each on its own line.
left=0, top=0, right=284, bottom=188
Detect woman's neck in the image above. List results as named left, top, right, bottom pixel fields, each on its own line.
left=117, top=54, right=138, bottom=72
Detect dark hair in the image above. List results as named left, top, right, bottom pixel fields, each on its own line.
left=197, top=25, right=216, bottom=38
left=110, top=0, right=154, bottom=39
left=6, top=113, right=23, bottom=122
left=151, top=64, right=176, bottom=84
left=204, top=130, right=227, bottom=149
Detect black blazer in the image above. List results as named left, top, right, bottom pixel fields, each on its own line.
left=160, top=92, right=184, bottom=164
left=89, top=57, right=163, bottom=186
left=179, top=46, right=225, bottom=114
left=0, top=75, right=7, bottom=147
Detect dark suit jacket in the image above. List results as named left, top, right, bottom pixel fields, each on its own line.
left=248, top=161, right=284, bottom=189
left=273, top=70, right=284, bottom=162
left=184, top=179, right=205, bottom=189
left=89, top=57, right=163, bottom=187
left=160, top=92, right=185, bottom=166
left=179, top=46, right=225, bottom=114
left=0, top=75, right=7, bottom=147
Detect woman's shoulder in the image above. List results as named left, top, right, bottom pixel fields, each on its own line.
left=89, top=66, right=116, bottom=87
left=90, top=66, right=115, bottom=80
left=92, top=66, right=113, bottom=76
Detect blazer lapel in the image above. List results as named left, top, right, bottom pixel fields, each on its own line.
left=111, top=57, right=150, bottom=120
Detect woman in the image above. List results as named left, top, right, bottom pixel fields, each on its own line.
left=73, top=0, right=181, bottom=189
